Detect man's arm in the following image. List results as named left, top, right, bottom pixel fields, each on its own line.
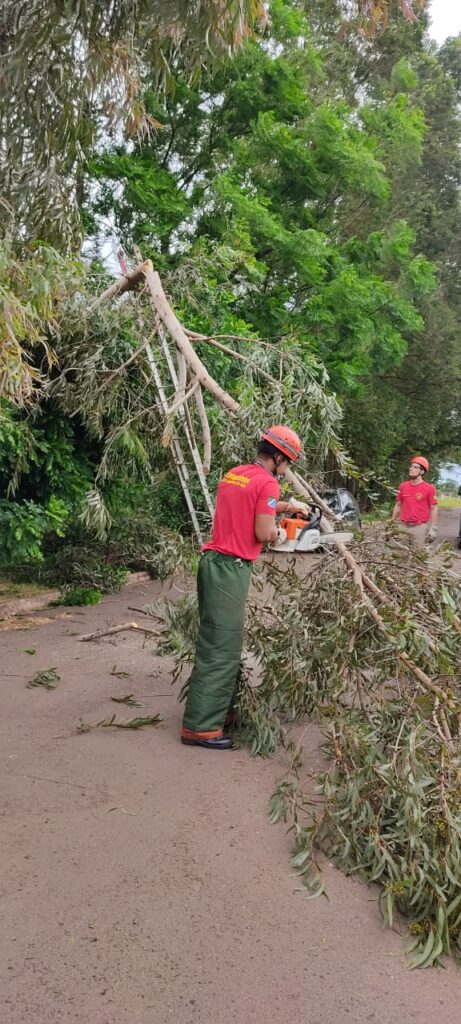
left=255, top=514, right=279, bottom=544
left=256, top=481, right=281, bottom=541
left=276, top=497, right=310, bottom=515
left=427, top=491, right=438, bottom=541
left=391, top=499, right=401, bottom=523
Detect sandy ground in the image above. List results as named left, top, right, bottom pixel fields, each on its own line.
left=1, top=510, right=461, bottom=1024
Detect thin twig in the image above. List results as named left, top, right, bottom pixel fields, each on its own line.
left=355, top=669, right=373, bottom=725
left=97, top=334, right=154, bottom=393
left=391, top=720, right=406, bottom=767
left=79, top=621, right=161, bottom=642
left=186, top=329, right=279, bottom=351
left=186, top=333, right=276, bottom=383
left=438, top=707, right=454, bottom=746
left=6, top=771, right=109, bottom=795
left=176, top=350, right=187, bottom=404
left=432, top=710, right=446, bottom=745
left=194, top=385, right=212, bottom=474
left=164, top=376, right=200, bottom=418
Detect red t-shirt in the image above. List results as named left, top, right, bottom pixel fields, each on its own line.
left=396, top=480, right=437, bottom=524
left=204, top=463, right=280, bottom=561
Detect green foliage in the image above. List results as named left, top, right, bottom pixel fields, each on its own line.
left=27, top=668, right=60, bottom=691
left=0, top=244, right=202, bottom=572
left=2, top=0, right=459, bottom=513
left=0, top=398, right=96, bottom=566
left=53, top=587, right=102, bottom=607
left=0, top=245, right=83, bottom=405
left=0, top=495, right=69, bottom=565
left=0, top=0, right=266, bottom=248
left=43, top=546, right=129, bottom=594
left=82, top=0, right=455, bottom=485
left=0, top=405, right=94, bottom=505
left=334, top=26, right=461, bottom=477
left=159, top=528, right=461, bottom=964
left=111, top=694, right=144, bottom=707
left=0, top=226, right=341, bottom=556
left=271, top=704, right=461, bottom=968
left=77, top=713, right=162, bottom=732
left=0, top=0, right=454, bottom=560
left=2, top=490, right=191, bottom=591
left=0, top=0, right=423, bottom=247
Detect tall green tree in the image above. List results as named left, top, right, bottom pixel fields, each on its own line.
left=85, top=0, right=439, bottom=478
left=0, top=0, right=266, bottom=248
left=0, top=0, right=427, bottom=249
left=333, top=16, right=461, bottom=475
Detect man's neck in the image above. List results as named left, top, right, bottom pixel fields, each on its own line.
left=254, top=457, right=275, bottom=477
left=410, top=476, right=423, bottom=486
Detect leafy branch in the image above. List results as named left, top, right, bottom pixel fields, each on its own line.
left=77, top=714, right=162, bottom=732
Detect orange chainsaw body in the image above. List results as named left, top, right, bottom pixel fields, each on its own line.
left=279, top=513, right=309, bottom=541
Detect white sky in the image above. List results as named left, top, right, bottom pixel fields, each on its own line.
left=429, top=0, right=461, bottom=44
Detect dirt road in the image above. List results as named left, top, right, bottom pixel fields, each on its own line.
left=1, top=512, right=460, bottom=1024
left=437, top=504, right=461, bottom=548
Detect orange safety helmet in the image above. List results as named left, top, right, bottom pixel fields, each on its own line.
left=261, top=424, right=302, bottom=463
left=410, top=455, right=429, bottom=473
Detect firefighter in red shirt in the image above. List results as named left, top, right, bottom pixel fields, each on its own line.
left=181, top=425, right=306, bottom=750
left=392, top=455, right=438, bottom=549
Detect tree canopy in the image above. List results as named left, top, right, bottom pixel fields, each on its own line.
left=1, top=0, right=460, bottom=566
left=83, top=0, right=461, bottom=479
left=1, top=0, right=427, bottom=247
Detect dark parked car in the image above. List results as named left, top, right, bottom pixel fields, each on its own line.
left=321, top=487, right=361, bottom=529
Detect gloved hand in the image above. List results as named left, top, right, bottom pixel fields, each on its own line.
left=427, top=525, right=437, bottom=543
left=288, top=496, right=310, bottom=516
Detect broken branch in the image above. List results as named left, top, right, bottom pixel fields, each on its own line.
left=194, top=384, right=212, bottom=474
left=79, top=621, right=161, bottom=642
left=143, top=263, right=241, bottom=416
left=187, top=333, right=276, bottom=383
left=92, top=263, right=150, bottom=308
left=165, top=376, right=200, bottom=418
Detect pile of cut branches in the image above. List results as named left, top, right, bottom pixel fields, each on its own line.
left=159, top=528, right=461, bottom=966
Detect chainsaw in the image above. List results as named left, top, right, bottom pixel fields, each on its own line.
left=270, top=505, right=353, bottom=553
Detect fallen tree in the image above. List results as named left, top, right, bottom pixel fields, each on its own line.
left=160, top=530, right=461, bottom=967
left=93, top=259, right=461, bottom=740
left=25, top=254, right=460, bottom=967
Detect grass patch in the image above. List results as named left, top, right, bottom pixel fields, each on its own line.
left=438, top=496, right=461, bottom=509
left=0, top=577, right=53, bottom=601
